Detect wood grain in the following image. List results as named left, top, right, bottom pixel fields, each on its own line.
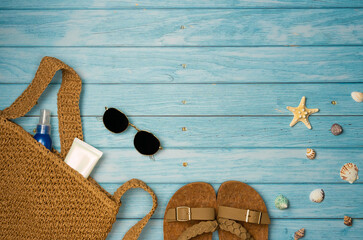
left=13, top=116, right=363, bottom=148
left=2, top=84, right=363, bottom=116
left=1, top=0, right=362, bottom=9
left=1, top=47, right=362, bottom=84
left=0, top=9, right=362, bottom=46
left=108, top=219, right=363, bottom=239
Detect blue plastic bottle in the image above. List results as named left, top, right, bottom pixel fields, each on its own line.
left=33, top=109, right=52, bottom=150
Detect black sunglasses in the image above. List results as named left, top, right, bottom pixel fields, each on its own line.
left=103, top=107, right=162, bottom=156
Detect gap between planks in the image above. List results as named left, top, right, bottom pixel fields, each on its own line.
left=1, top=7, right=363, bottom=10
left=0, top=45, right=363, bottom=48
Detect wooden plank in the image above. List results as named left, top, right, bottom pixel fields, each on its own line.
left=91, top=148, right=362, bottom=183
left=2, top=84, right=363, bottom=116
left=1, top=0, right=362, bottom=9
left=108, top=219, right=363, bottom=239
left=13, top=116, right=363, bottom=148
left=99, top=183, right=363, bottom=219
left=0, top=9, right=362, bottom=46
left=1, top=47, right=362, bottom=84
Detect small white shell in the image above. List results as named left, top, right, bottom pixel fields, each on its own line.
left=340, top=163, right=359, bottom=184
left=306, top=148, right=316, bottom=160
left=351, top=92, right=363, bottom=102
left=309, top=189, right=325, bottom=203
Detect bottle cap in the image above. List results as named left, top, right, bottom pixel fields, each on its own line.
left=39, top=109, right=51, bottom=126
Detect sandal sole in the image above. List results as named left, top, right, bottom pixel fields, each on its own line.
left=163, top=182, right=217, bottom=240
left=217, top=181, right=269, bottom=240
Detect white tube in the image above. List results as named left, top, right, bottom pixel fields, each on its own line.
left=64, top=138, right=103, bottom=178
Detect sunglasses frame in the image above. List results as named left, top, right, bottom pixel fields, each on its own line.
left=103, top=107, right=162, bottom=156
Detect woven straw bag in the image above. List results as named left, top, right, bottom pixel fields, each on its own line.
left=0, top=57, right=157, bottom=239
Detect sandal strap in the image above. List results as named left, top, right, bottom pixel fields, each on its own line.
left=218, top=218, right=254, bottom=240
left=166, top=207, right=215, bottom=222
left=177, top=220, right=218, bottom=240
left=218, top=206, right=270, bottom=225
left=176, top=217, right=255, bottom=240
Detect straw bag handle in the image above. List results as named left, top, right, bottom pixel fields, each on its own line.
left=113, top=179, right=158, bottom=240
left=0, top=56, right=83, bottom=157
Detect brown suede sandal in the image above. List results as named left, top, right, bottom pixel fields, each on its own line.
left=217, top=181, right=270, bottom=240
left=164, top=182, right=218, bottom=240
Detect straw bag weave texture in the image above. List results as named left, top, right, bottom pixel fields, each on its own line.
left=0, top=57, right=157, bottom=239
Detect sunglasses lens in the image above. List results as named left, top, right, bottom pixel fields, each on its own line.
left=134, top=131, right=160, bottom=155
left=103, top=108, right=129, bottom=133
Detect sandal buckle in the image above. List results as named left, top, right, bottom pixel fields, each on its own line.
left=176, top=206, right=191, bottom=222
left=258, top=212, right=262, bottom=224
left=245, top=209, right=263, bottom=224
left=245, top=209, right=250, bottom=223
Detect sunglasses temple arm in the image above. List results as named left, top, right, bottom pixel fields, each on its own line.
left=129, top=123, right=141, bottom=132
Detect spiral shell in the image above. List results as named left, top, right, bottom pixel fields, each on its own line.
left=309, top=189, right=325, bottom=203
left=306, top=148, right=316, bottom=160
left=340, top=163, right=359, bottom=184
left=344, top=216, right=352, bottom=226
left=351, top=91, right=363, bottom=102
left=294, top=228, right=305, bottom=240
left=275, top=194, right=289, bottom=210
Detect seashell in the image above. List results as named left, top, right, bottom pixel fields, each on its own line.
left=331, top=123, right=343, bottom=136
left=309, top=189, right=325, bottom=203
left=294, top=228, right=305, bottom=240
left=340, top=163, right=359, bottom=184
left=351, top=92, right=363, bottom=102
left=274, top=194, right=289, bottom=210
left=306, top=148, right=316, bottom=160
left=344, top=216, right=352, bottom=226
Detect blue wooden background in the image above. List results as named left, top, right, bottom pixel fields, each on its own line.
left=0, top=1, right=362, bottom=239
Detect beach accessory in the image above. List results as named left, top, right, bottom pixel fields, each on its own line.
left=64, top=138, right=103, bottom=178
left=103, top=107, right=162, bottom=156
left=33, top=109, right=52, bottom=150
left=217, top=181, right=270, bottom=239
left=0, top=56, right=157, bottom=239
left=164, top=181, right=270, bottom=240
left=164, top=182, right=217, bottom=240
